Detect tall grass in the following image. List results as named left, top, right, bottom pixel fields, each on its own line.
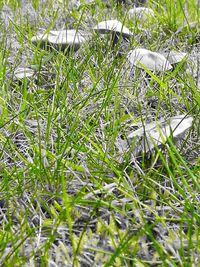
left=0, top=0, right=199, bottom=266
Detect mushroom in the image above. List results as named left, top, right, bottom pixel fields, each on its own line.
left=31, top=31, right=56, bottom=47
left=127, top=48, right=173, bottom=72
left=94, top=19, right=133, bottom=38
left=14, top=67, right=35, bottom=80
left=128, top=114, right=193, bottom=154
left=128, top=7, right=155, bottom=21
left=32, top=29, right=85, bottom=52
left=164, top=51, right=187, bottom=65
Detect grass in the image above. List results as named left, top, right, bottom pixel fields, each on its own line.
left=0, top=0, right=200, bottom=266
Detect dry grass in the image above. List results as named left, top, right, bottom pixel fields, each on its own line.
left=0, top=0, right=199, bottom=266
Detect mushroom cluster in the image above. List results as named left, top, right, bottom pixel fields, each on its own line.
left=28, top=8, right=192, bottom=157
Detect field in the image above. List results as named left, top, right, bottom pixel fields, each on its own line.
left=0, top=0, right=199, bottom=266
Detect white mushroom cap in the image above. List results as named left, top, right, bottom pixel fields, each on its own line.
left=164, top=51, right=187, bottom=65
left=128, top=7, right=155, bottom=20
left=48, top=30, right=85, bottom=45
left=128, top=48, right=173, bottom=72
left=31, top=31, right=63, bottom=44
left=14, top=67, right=35, bottom=79
left=31, top=33, right=49, bottom=45
left=32, top=29, right=85, bottom=51
left=128, top=114, right=193, bottom=153
left=94, top=20, right=133, bottom=37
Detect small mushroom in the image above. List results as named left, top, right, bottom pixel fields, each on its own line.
left=127, top=48, right=173, bottom=72
left=128, top=7, right=155, bottom=21
left=94, top=19, right=133, bottom=38
left=14, top=67, right=35, bottom=80
left=128, top=114, right=193, bottom=154
left=31, top=31, right=54, bottom=46
left=32, top=29, right=85, bottom=51
left=164, top=51, right=187, bottom=65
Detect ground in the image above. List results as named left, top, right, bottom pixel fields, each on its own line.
left=0, top=0, right=199, bottom=266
